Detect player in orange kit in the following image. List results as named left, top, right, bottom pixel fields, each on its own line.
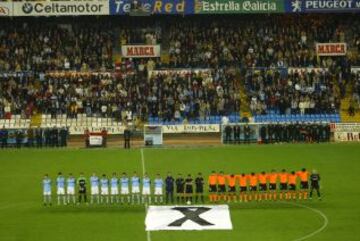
left=258, top=171, right=268, bottom=201
left=238, top=173, right=248, bottom=202
left=288, top=171, right=298, bottom=200
left=268, top=170, right=278, bottom=201
left=297, top=168, right=309, bottom=200
left=279, top=169, right=288, bottom=200
left=217, top=171, right=227, bottom=201
left=248, top=172, right=258, bottom=201
left=208, top=171, right=218, bottom=202
left=227, top=174, right=237, bottom=202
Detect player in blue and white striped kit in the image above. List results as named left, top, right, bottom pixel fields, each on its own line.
left=110, top=172, right=119, bottom=204
left=100, top=174, right=109, bottom=204
left=131, top=172, right=141, bottom=204
left=56, top=172, right=66, bottom=205
left=43, top=174, right=52, bottom=206
left=120, top=172, right=130, bottom=204
left=154, top=174, right=164, bottom=204
left=90, top=173, right=100, bottom=204
left=142, top=173, right=151, bottom=204
left=66, top=173, right=76, bottom=204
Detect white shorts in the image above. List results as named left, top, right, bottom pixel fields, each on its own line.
left=132, top=186, right=140, bottom=194
left=43, top=191, right=51, bottom=196
left=154, top=187, right=163, bottom=195
left=57, top=187, right=65, bottom=195
left=91, top=186, right=99, bottom=195
left=121, top=187, right=129, bottom=195
left=142, top=187, right=151, bottom=195
left=101, top=187, right=109, bottom=195
left=67, top=187, right=75, bottom=195
left=111, top=187, right=119, bottom=195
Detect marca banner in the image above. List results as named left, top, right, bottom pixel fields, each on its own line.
left=316, top=43, right=347, bottom=56
left=121, top=45, right=161, bottom=58
left=110, top=0, right=194, bottom=15
left=0, top=2, right=12, bottom=17
left=162, top=124, right=220, bottom=133
left=13, top=1, right=109, bottom=16
left=145, top=205, right=233, bottom=231
left=194, top=0, right=285, bottom=14
left=285, top=0, right=360, bottom=13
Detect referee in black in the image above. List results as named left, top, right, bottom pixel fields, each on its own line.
left=165, top=172, right=175, bottom=204
left=185, top=174, right=194, bottom=203
left=77, top=172, right=87, bottom=204
left=124, top=127, right=131, bottom=149
left=309, top=170, right=321, bottom=200
left=195, top=172, right=204, bottom=203
left=175, top=173, right=185, bottom=203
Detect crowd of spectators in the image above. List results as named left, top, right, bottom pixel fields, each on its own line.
left=245, top=68, right=341, bottom=115
left=0, top=15, right=359, bottom=121
left=0, top=69, right=241, bottom=122
left=167, top=15, right=360, bottom=68
left=0, top=19, right=113, bottom=72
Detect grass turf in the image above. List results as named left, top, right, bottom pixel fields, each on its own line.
left=0, top=143, right=359, bottom=241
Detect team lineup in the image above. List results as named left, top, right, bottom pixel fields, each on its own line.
left=42, top=169, right=321, bottom=206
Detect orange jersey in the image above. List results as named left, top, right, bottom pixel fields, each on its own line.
left=217, top=175, right=226, bottom=185
left=227, top=175, right=237, bottom=187
left=208, top=174, right=217, bottom=185
left=238, top=175, right=248, bottom=187
left=288, top=174, right=297, bottom=185
left=258, top=174, right=268, bottom=184
left=297, top=171, right=309, bottom=182
left=249, top=175, right=258, bottom=186
left=269, top=173, right=278, bottom=184
left=279, top=173, right=288, bottom=183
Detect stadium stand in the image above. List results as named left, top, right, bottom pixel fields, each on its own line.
left=0, top=15, right=359, bottom=127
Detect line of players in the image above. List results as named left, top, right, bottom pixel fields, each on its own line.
left=42, top=171, right=205, bottom=206
left=42, top=168, right=321, bottom=206
left=208, top=168, right=321, bottom=203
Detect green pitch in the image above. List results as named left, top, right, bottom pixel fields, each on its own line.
left=0, top=143, right=359, bottom=241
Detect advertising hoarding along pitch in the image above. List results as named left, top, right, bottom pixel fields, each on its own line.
left=110, top=0, right=194, bottom=15
left=13, top=1, right=109, bottom=16
left=285, top=0, right=360, bottom=13
left=194, top=0, right=285, bottom=14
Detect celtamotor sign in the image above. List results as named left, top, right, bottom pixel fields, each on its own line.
left=316, top=43, right=347, bottom=56
left=121, top=45, right=161, bottom=58
left=13, top=1, right=109, bottom=16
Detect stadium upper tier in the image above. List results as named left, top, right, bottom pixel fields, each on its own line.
left=0, top=15, right=359, bottom=123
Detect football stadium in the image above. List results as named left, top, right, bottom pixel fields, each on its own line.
left=1, top=0, right=360, bottom=241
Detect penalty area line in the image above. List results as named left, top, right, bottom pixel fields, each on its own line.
left=140, top=148, right=152, bottom=241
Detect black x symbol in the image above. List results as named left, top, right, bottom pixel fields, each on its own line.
left=168, top=207, right=214, bottom=227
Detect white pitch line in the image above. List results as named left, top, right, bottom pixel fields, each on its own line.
left=140, top=148, right=152, bottom=241
left=284, top=202, right=329, bottom=241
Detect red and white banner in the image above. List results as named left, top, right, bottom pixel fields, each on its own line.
left=332, top=123, right=360, bottom=142
left=121, top=45, right=161, bottom=58
left=316, top=43, right=347, bottom=56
